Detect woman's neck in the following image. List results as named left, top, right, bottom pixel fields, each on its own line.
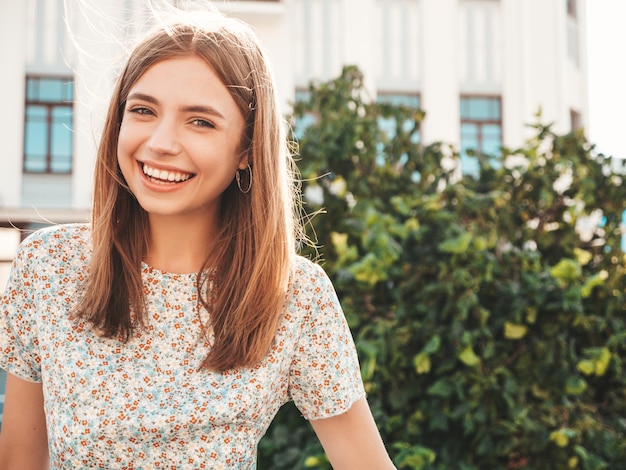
left=144, top=214, right=217, bottom=274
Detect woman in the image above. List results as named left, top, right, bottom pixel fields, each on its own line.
left=0, top=6, right=396, bottom=469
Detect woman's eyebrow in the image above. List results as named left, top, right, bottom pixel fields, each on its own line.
left=127, top=92, right=159, bottom=105
left=181, top=104, right=225, bottom=121
left=127, top=92, right=225, bottom=120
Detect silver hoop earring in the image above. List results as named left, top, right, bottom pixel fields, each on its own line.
left=236, top=164, right=252, bottom=193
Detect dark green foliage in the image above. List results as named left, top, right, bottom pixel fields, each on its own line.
left=258, top=66, right=626, bottom=469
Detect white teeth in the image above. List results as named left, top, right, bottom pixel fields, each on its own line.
left=142, top=163, right=193, bottom=183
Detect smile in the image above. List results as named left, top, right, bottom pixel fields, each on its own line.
left=142, top=163, right=195, bottom=184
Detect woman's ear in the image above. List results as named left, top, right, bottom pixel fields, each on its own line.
left=238, top=153, right=250, bottom=170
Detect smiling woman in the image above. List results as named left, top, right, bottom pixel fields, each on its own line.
left=117, top=55, right=247, bottom=228
left=0, top=3, right=396, bottom=470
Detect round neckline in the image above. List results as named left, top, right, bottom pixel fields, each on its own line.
left=141, top=261, right=199, bottom=280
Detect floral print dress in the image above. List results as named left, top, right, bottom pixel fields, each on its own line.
left=0, top=224, right=365, bottom=469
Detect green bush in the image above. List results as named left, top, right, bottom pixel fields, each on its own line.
left=258, top=66, right=626, bottom=469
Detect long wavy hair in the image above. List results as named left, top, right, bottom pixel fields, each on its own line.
left=76, top=9, right=302, bottom=371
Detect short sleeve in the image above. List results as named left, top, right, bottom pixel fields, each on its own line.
left=288, top=261, right=366, bottom=420
left=0, top=238, right=43, bottom=382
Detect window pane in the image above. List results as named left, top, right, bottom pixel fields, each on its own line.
left=460, top=96, right=502, bottom=175
left=38, top=78, right=65, bottom=102
left=24, top=106, right=48, bottom=159
left=461, top=123, right=479, bottom=176
left=461, top=156, right=479, bottom=177
left=377, top=93, right=421, bottom=147
left=460, top=98, right=470, bottom=119
left=26, top=78, right=38, bottom=100
left=50, top=155, right=72, bottom=173
left=294, top=89, right=310, bottom=102
left=62, top=80, right=74, bottom=102
left=378, top=116, right=397, bottom=139
left=461, top=123, right=478, bottom=149
left=377, top=93, right=420, bottom=108
left=24, top=155, right=47, bottom=173
left=51, top=107, right=73, bottom=173
left=490, top=99, right=501, bottom=119
left=482, top=124, right=502, bottom=155
left=27, top=105, right=47, bottom=119
left=469, top=98, right=487, bottom=120
left=24, top=105, right=47, bottom=172
left=461, top=97, right=500, bottom=120
left=292, top=89, right=317, bottom=140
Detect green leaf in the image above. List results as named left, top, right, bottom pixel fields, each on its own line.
left=458, top=345, right=481, bottom=367
left=422, top=335, right=441, bottom=355
left=594, top=347, right=611, bottom=376
left=549, top=428, right=577, bottom=448
left=304, top=454, right=329, bottom=467
left=574, top=247, right=593, bottom=266
left=413, top=352, right=431, bottom=375
left=438, top=232, right=472, bottom=254
left=580, top=270, right=609, bottom=298
left=427, top=379, right=454, bottom=398
left=574, top=445, right=610, bottom=470
left=577, top=359, right=595, bottom=376
left=577, top=347, right=612, bottom=377
left=565, top=376, right=588, bottom=395
left=504, top=322, right=528, bottom=340
left=550, top=258, right=582, bottom=285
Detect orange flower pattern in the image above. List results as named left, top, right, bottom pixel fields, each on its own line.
left=0, top=224, right=365, bottom=469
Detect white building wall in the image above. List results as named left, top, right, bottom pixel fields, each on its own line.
left=0, top=0, right=589, bottom=223
left=501, top=0, right=531, bottom=148
left=65, top=0, right=132, bottom=210
left=421, top=0, right=460, bottom=147
left=459, top=0, right=503, bottom=93
left=220, top=1, right=294, bottom=113
left=375, top=0, right=422, bottom=92
left=0, top=1, right=27, bottom=209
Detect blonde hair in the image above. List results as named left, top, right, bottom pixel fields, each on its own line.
left=77, top=8, right=302, bottom=371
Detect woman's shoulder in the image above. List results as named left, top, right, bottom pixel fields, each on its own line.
left=289, top=255, right=337, bottom=299
left=23, top=222, right=90, bottom=242
left=17, top=223, right=91, bottom=262
left=292, top=255, right=327, bottom=281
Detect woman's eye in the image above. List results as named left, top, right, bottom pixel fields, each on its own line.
left=192, top=119, right=215, bottom=129
left=128, top=107, right=153, bottom=115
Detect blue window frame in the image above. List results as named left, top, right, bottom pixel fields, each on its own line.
left=291, top=89, right=318, bottom=141
left=377, top=92, right=421, bottom=145
left=377, top=93, right=421, bottom=175
left=460, top=95, right=502, bottom=177
left=24, top=76, right=74, bottom=174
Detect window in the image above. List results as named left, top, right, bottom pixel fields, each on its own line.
left=291, top=89, right=318, bottom=141
left=24, top=76, right=74, bottom=174
left=377, top=93, right=421, bottom=144
left=460, top=95, right=502, bottom=176
left=376, top=93, right=421, bottom=170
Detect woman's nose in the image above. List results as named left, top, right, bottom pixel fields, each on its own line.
left=147, top=119, right=182, bottom=156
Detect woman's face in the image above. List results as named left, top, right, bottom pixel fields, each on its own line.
left=117, top=55, right=247, bottom=225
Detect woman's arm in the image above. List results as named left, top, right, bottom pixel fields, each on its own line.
left=0, top=372, right=49, bottom=470
left=310, top=397, right=396, bottom=470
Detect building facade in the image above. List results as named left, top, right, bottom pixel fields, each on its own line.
left=0, top=0, right=588, bottom=228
